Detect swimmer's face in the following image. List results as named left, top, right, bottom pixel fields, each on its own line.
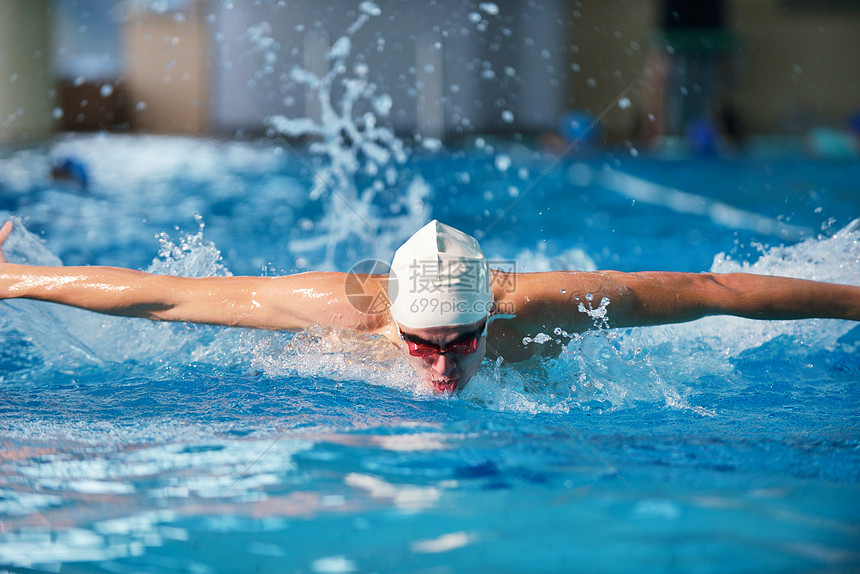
left=398, top=319, right=487, bottom=394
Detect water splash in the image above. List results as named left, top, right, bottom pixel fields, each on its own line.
left=644, top=218, right=860, bottom=358
left=611, top=219, right=860, bottom=404
left=0, top=216, right=265, bottom=371
left=711, top=217, right=859, bottom=285
left=148, top=213, right=231, bottom=278
left=473, top=293, right=712, bottom=415
left=263, top=3, right=429, bottom=268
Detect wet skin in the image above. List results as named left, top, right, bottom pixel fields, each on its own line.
left=397, top=318, right=487, bottom=394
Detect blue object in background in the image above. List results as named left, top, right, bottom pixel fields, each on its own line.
left=847, top=110, right=860, bottom=136
left=686, top=118, right=719, bottom=155
left=558, top=110, right=601, bottom=146
left=51, top=157, right=89, bottom=191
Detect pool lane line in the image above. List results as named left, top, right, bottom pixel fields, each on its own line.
left=481, top=338, right=633, bottom=490
left=224, top=81, right=394, bottom=252
left=476, top=78, right=642, bottom=242
left=223, top=412, right=305, bottom=493
left=600, top=169, right=812, bottom=241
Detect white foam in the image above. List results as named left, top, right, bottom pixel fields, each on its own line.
left=411, top=530, right=477, bottom=553
left=344, top=472, right=440, bottom=513
left=499, top=241, right=597, bottom=273
left=312, top=555, right=358, bottom=573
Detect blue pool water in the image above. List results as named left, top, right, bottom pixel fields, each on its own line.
left=1, top=135, right=859, bottom=572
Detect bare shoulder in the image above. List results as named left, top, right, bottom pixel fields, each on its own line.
left=491, top=270, right=632, bottom=326
left=486, top=270, right=633, bottom=362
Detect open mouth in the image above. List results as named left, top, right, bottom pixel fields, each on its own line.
left=431, top=379, right=458, bottom=394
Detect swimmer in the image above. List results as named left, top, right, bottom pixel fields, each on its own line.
left=1, top=219, right=858, bottom=394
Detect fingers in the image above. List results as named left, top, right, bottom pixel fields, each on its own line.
left=0, top=221, right=12, bottom=263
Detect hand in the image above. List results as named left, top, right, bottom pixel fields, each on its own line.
left=0, top=220, right=12, bottom=265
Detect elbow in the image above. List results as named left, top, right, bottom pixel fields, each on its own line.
left=124, top=302, right=177, bottom=322
left=700, top=272, right=730, bottom=310
left=700, top=272, right=772, bottom=318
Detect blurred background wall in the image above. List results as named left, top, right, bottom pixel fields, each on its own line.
left=0, top=0, right=55, bottom=141
left=570, top=0, right=860, bottom=144
left=1, top=0, right=858, bottom=148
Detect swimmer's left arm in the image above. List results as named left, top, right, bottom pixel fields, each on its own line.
left=512, top=271, right=860, bottom=332
left=603, top=271, right=860, bottom=325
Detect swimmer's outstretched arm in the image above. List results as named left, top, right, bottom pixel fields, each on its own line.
left=605, top=271, right=860, bottom=325
left=509, top=270, right=860, bottom=332
left=0, top=222, right=384, bottom=333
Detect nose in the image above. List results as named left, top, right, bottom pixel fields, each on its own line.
left=430, top=352, right=456, bottom=376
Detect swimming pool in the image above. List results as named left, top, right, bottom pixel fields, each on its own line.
left=1, top=134, right=859, bottom=572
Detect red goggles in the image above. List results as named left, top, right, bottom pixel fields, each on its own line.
left=399, top=323, right=486, bottom=358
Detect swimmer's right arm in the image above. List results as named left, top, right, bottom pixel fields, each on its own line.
left=0, top=222, right=385, bottom=333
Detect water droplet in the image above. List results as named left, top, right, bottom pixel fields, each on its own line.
left=495, top=154, right=511, bottom=171
left=618, top=97, right=631, bottom=110
left=421, top=138, right=443, bottom=152
left=479, top=2, right=500, bottom=15
left=359, top=1, right=381, bottom=16
left=372, top=94, right=392, bottom=116
left=52, top=107, right=64, bottom=120
left=329, top=37, right=351, bottom=60
left=501, top=110, right=514, bottom=123
left=100, top=84, right=114, bottom=97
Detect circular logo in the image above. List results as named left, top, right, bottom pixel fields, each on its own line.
left=345, top=258, right=396, bottom=315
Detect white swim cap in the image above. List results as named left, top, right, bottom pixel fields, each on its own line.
left=388, top=220, right=493, bottom=329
